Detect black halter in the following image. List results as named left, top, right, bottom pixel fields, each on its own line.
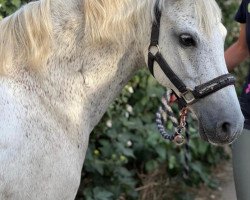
left=148, top=1, right=236, bottom=108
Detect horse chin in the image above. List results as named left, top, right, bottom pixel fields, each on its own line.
left=198, top=123, right=209, bottom=142
left=198, top=124, right=222, bottom=145
left=199, top=132, right=219, bottom=145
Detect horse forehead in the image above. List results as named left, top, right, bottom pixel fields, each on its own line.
left=165, top=4, right=197, bottom=26
left=164, top=0, right=221, bottom=32
left=167, top=0, right=195, bottom=15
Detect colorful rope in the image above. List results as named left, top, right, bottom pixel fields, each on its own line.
left=156, top=90, right=191, bottom=179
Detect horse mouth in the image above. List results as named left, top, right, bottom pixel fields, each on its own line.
left=198, top=124, right=223, bottom=145
left=198, top=122, right=209, bottom=142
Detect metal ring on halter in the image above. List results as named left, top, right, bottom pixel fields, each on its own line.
left=148, top=45, right=160, bottom=56
left=180, top=89, right=196, bottom=105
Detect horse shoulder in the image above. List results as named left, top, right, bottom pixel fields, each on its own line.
left=0, top=77, right=83, bottom=200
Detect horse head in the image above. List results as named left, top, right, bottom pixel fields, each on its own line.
left=147, top=0, right=244, bottom=144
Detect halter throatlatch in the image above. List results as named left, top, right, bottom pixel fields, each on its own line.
left=148, top=0, right=236, bottom=108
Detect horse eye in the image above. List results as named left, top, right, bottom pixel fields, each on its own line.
left=179, top=34, right=196, bottom=47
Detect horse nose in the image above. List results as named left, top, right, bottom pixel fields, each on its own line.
left=216, top=121, right=236, bottom=143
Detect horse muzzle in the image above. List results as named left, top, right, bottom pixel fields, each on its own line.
left=197, top=102, right=244, bottom=145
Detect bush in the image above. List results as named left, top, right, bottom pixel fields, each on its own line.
left=0, top=0, right=29, bottom=19
left=76, top=70, right=228, bottom=200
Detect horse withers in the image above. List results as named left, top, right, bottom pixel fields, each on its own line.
left=0, top=0, right=244, bottom=199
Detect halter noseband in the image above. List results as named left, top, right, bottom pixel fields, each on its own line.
left=148, top=1, right=236, bottom=108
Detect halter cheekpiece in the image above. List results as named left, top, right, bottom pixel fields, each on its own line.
left=150, top=1, right=236, bottom=178
left=148, top=0, right=236, bottom=108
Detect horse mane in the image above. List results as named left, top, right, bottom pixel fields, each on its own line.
left=0, top=0, right=52, bottom=74
left=193, top=0, right=222, bottom=34
left=84, top=0, right=222, bottom=43
left=0, top=0, right=221, bottom=74
left=83, top=0, right=151, bottom=46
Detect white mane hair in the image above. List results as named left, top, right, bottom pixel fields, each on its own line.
left=193, top=0, right=222, bottom=34
left=0, top=0, right=52, bottom=74
left=84, top=0, right=221, bottom=44
left=0, top=0, right=221, bottom=74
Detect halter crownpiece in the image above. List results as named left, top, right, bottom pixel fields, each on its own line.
left=148, top=0, right=236, bottom=108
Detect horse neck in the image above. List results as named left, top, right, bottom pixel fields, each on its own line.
left=78, top=44, right=143, bottom=131
left=37, top=0, right=151, bottom=133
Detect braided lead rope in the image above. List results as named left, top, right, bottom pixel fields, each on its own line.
left=183, top=122, right=190, bottom=180
left=156, top=91, right=191, bottom=179
left=156, top=91, right=177, bottom=140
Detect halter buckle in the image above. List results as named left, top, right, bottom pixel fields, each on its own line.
left=181, top=89, right=196, bottom=105
left=148, top=45, right=160, bottom=56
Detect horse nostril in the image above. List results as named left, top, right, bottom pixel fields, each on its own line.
left=221, top=122, right=231, bottom=133
left=216, top=121, right=233, bottom=142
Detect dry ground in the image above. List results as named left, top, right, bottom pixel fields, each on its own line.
left=138, top=152, right=237, bottom=200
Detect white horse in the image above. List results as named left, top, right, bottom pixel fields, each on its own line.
left=0, top=0, right=244, bottom=199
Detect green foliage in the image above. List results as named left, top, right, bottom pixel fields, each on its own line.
left=0, top=0, right=29, bottom=19
left=0, top=1, right=245, bottom=199
left=79, top=2, right=242, bottom=198
left=76, top=71, right=228, bottom=199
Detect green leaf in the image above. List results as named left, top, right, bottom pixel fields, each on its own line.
left=93, top=187, right=113, bottom=200
left=145, top=160, right=159, bottom=172
left=155, top=145, right=167, bottom=160
left=93, top=161, right=104, bottom=175
left=198, top=142, right=209, bottom=155
left=12, top=0, right=21, bottom=7
left=168, top=155, right=177, bottom=170
left=83, top=188, right=94, bottom=200
left=116, top=143, right=135, bottom=158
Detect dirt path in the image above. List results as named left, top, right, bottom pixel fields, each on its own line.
left=217, top=161, right=237, bottom=200
left=193, top=158, right=237, bottom=200
left=138, top=157, right=238, bottom=200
